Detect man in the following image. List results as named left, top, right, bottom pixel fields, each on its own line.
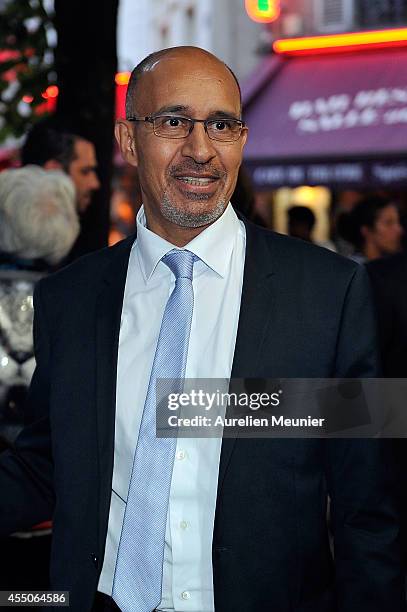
left=287, top=205, right=316, bottom=242
left=0, top=47, right=403, bottom=611
left=21, top=119, right=100, bottom=213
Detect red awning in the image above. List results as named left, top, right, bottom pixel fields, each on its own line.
left=242, top=48, right=407, bottom=188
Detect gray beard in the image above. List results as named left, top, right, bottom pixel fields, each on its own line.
left=161, top=193, right=227, bottom=228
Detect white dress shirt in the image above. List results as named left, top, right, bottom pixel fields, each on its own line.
left=98, top=203, right=246, bottom=611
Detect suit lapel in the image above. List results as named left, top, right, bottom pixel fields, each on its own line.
left=218, top=221, right=275, bottom=490
left=95, top=235, right=135, bottom=553
left=93, top=221, right=276, bottom=543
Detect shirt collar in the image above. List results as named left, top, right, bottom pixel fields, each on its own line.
left=135, top=203, right=240, bottom=282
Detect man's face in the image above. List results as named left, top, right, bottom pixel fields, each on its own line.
left=68, top=139, right=100, bottom=213
left=117, top=50, right=247, bottom=238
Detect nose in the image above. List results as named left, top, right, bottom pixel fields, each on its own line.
left=180, top=122, right=217, bottom=164
left=90, top=171, right=101, bottom=190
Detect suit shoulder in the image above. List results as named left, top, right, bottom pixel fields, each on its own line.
left=251, top=223, right=359, bottom=277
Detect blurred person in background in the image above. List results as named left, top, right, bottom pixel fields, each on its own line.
left=231, top=166, right=266, bottom=226
left=287, top=205, right=316, bottom=242
left=337, top=195, right=403, bottom=263
left=0, top=165, right=79, bottom=593
left=0, top=165, right=79, bottom=449
left=366, top=249, right=407, bottom=588
left=21, top=118, right=100, bottom=214
left=366, top=253, right=407, bottom=378
left=288, top=205, right=336, bottom=252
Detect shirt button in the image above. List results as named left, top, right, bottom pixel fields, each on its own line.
left=180, top=520, right=188, bottom=530
left=181, top=591, right=191, bottom=600
left=176, top=449, right=186, bottom=460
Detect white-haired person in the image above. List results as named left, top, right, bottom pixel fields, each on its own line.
left=0, top=164, right=79, bottom=442
left=0, top=162, right=79, bottom=438
left=0, top=165, right=79, bottom=591
left=0, top=165, right=79, bottom=445
left=0, top=164, right=79, bottom=271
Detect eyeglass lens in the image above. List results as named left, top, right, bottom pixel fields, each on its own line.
left=152, top=116, right=242, bottom=141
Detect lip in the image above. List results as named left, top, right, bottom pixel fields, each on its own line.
left=173, top=175, right=220, bottom=193
left=174, top=172, right=219, bottom=178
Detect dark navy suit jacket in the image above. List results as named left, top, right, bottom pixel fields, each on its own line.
left=0, top=220, right=403, bottom=611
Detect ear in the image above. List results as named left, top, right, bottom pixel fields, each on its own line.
left=44, top=159, right=63, bottom=171
left=240, top=126, right=249, bottom=151
left=115, top=120, right=138, bottom=167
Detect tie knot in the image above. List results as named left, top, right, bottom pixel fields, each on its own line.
left=162, top=249, right=196, bottom=280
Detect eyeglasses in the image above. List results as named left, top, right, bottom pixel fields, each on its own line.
left=127, top=115, right=246, bottom=142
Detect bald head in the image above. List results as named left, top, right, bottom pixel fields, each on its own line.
left=115, top=44, right=248, bottom=246
left=125, top=46, right=242, bottom=118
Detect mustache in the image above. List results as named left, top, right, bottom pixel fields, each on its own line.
left=168, top=161, right=226, bottom=178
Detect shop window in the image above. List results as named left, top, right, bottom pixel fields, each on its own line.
left=356, top=0, right=407, bottom=28
left=314, top=0, right=354, bottom=32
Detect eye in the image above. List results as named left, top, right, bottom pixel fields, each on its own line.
left=208, top=119, right=240, bottom=134
left=153, top=116, right=191, bottom=137
left=160, top=116, right=189, bottom=128
left=213, top=120, right=230, bottom=131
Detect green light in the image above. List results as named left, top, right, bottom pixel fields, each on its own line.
left=245, top=0, right=280, bottom=22
left=258, top=0, right=269, bottom=11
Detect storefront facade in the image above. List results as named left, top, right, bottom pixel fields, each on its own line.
left=241, top=46, right=407, bottom=240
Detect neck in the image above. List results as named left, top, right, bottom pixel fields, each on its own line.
left=144, top=209, right=215, bottom=247
left=364, top=241, right=382, bottom=261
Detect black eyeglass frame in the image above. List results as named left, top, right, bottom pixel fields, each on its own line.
left=127, top=115, right=246, bottom=142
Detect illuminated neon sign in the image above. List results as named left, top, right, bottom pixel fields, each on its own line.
left=273, top=28, right=407, bottom=56
left=245, top=0, right=280, bottom=24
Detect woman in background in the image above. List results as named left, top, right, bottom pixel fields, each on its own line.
left=0, top=165, right=79, bottom=447
left=337, top=195, right=403, bottom=263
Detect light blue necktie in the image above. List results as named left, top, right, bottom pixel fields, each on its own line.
left=112, top=249, right=196, bottom=612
